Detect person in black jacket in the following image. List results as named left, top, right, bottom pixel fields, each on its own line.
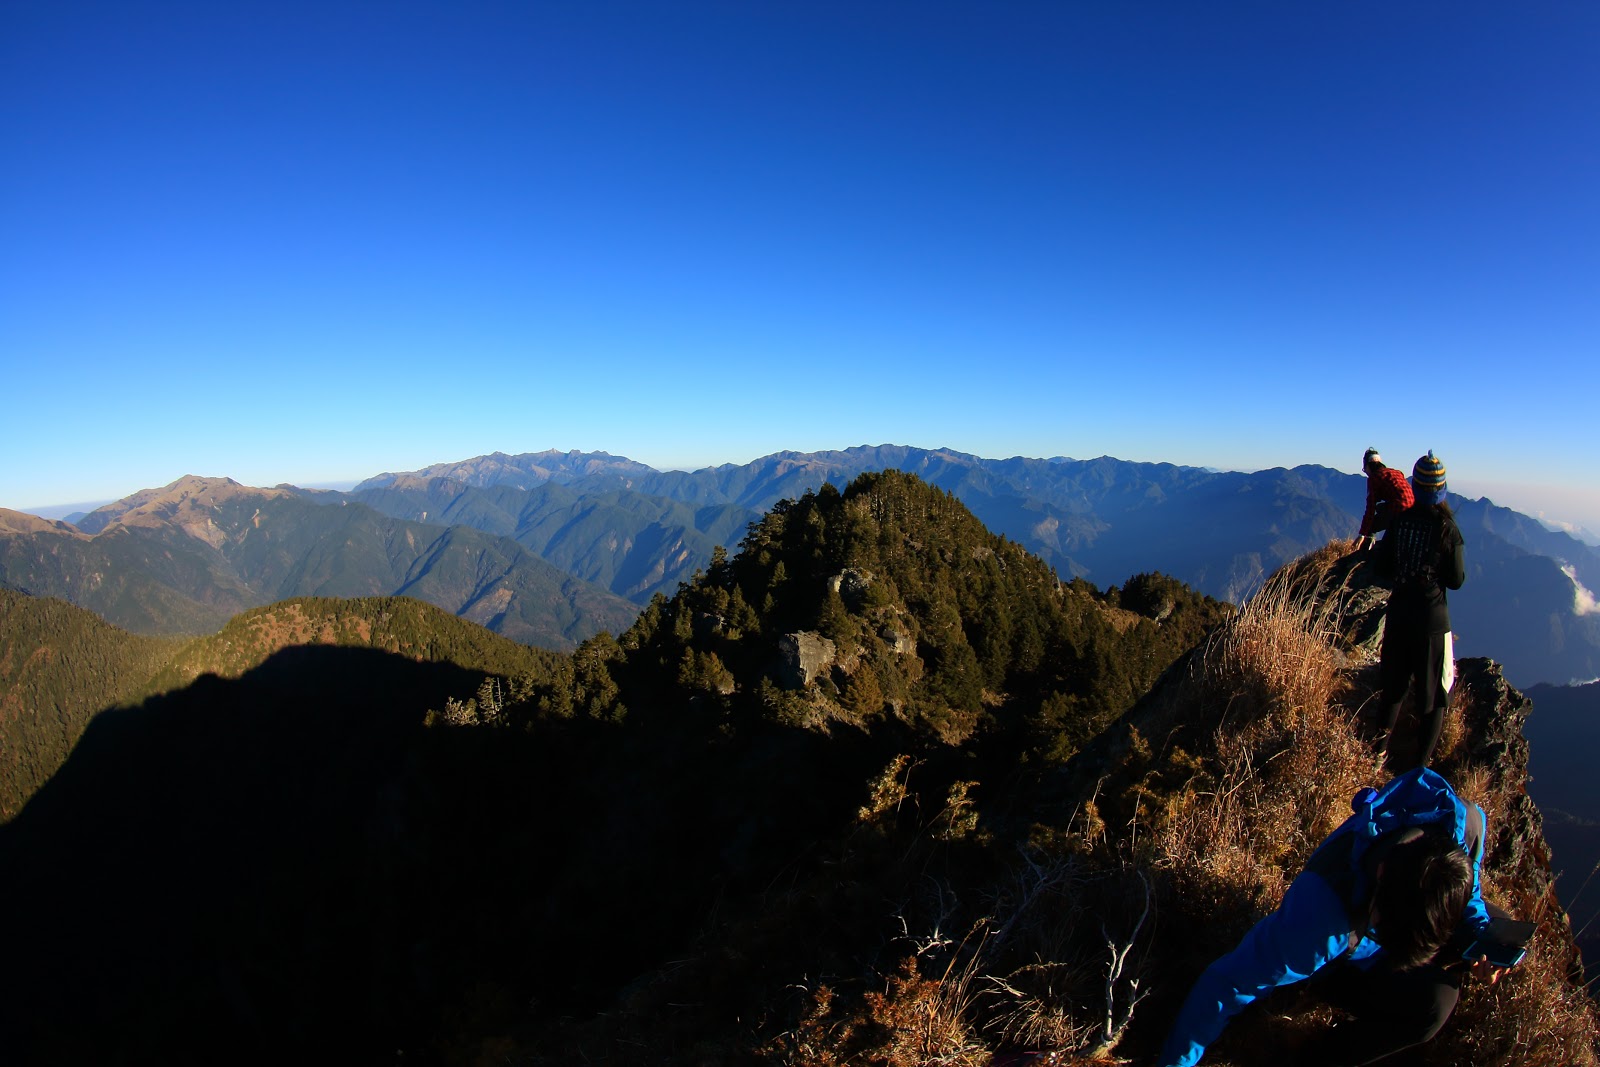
left=1373, top=452, right=1465, bottom=767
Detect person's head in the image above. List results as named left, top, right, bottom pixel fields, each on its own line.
left=1370, top=828, right=1473, bottom=969
left=1412, top=451, right=1449, bottom=507
left=1363, top=447, right=1384, bottom=474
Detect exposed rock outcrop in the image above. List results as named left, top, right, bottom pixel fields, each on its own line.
left=775, top=631, right=836, bottom=689
left=827, top=567, right=875, bottom=610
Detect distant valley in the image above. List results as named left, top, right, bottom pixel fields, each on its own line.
left=1524, top=680, right=1600, bottom=972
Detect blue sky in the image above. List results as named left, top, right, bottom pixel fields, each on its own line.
left=4, top=2, right=1598, bottom=530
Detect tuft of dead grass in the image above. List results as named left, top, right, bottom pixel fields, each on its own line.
left=762, top=955, right=991, bottom=1067
left=1146, top=555, right=1373, bottom=893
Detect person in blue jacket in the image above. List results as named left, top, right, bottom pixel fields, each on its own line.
left=1157, top=769, right=1503, bottom=1067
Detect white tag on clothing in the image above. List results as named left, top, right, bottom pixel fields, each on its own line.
left=1442, top=632, right=1456, bottom=692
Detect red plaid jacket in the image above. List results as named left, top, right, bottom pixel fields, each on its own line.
left=1359, top=465, right=1414, bottom=536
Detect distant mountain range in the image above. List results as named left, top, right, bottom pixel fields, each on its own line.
left=6, top=446, right=1598, bottom=686
left=350, top=446, right=1600, bottom=686
left=0, top=475, right=636, bottom=649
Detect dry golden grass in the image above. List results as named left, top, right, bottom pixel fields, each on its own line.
left=1145, top=551, right=1372, bottom=884
left=1129, top=548, right=1600, bottom=1067
left=762, top=956, right=991, bottom=1067
left=753, top=543, right=1598, bottom=1066
left=1042, top=544, right=1594, bottom=1066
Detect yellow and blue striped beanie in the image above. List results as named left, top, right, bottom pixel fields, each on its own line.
left=1413, top=451, right=1447, bottom=493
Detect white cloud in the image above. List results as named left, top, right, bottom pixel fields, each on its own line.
left=1560, top=565, right=1599, bottom=616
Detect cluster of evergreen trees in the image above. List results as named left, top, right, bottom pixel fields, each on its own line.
left=503, top=471, right=1225, bottom=766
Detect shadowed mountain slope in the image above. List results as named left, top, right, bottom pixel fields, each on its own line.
left=0, top=645, right=539, bottom=1062
left=0, top=591, right=563, bottom=826
left=0, top=588, right=179, bottom=821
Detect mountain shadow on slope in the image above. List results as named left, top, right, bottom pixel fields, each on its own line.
left=0, top=644, right=600, bottom=1062
left=0, top=587, right=180, bottom=821
left=0, top=621, right=1008, bottom=1063
left=0, top=592, right=564, bottom=826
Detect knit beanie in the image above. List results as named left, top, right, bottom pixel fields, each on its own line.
left=1413, top=451, right=1448, bottom=504
left=1363, top=447, right=1382, bottom=471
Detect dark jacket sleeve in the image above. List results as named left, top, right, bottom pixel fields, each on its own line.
left=1441, top=521, right=1465, bottom=591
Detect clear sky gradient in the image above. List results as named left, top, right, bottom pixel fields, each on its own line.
left=4, top=3, right=1597, bottom=530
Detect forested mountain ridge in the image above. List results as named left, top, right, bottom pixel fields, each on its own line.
left=146, top=594, right=564, bottom=694
left=360, top=444, right=1600, bottom=685
left=592, top=470, right=1230, bottom=755
left=0, top=476, right=638, bottom=649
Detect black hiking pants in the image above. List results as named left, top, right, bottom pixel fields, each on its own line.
left=1305, top=958, right=1462, bottom=1066
left=1377, top=626, right=1449, bottom=768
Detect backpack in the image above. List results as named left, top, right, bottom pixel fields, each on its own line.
left=1304, top=768, right=1485, bottom=955
left=1387, top=510, right=1442, bottom=588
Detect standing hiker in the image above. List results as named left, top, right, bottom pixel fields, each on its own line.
left=1353, top=448, right=1414, bottom=552
left=1372, top=451, right=1464, bottom=767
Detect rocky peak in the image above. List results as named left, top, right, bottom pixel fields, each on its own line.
left=75, top=477, right=292, bottom=543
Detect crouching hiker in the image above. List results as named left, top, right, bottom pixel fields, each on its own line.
left=1353, top=447, right=1414, bottom=553
left=1156, top=768, right=1515, bottom=1067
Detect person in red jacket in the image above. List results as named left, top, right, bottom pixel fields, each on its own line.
left=1354, top=448, right=1414, bottom=551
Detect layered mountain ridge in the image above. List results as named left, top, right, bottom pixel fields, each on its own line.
left=6, top=445, right=1598, bottom=687
left=0, top=476, right=636, bottom=648
left=342, top=445, right=1600, bottom=686
left=1, top=472, right=1591, bottom=1064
